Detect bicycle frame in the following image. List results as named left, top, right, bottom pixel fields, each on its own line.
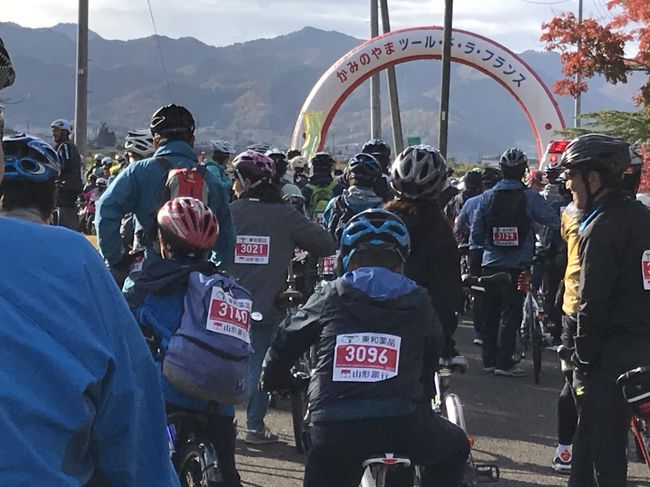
left=630, top=414, right=650, bottom=468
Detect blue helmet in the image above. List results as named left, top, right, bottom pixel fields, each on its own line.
left=2, top=134, right=61, bottom=182
left=339, top=208, right=410, bottom=272
left=344, top=153, right=382, bottom=186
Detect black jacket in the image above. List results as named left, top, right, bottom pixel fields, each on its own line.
left=264, top=270, right=443, bottom=422
left=386, top=200, right=462, bottom=335
left=576, top=192, right=650, bottom=365
left=55, top=139, right=83, bottom=193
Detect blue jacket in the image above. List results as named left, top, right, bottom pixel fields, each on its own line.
left=96, top=140, right=235, bottom=267
left=469, top=179, right=559, bottom=269
left=126, top=258, right=235, bottom=416
left=0, top=217, right=178, bottom=486
left=204, top=158, right=233, bottom=200
left=455, top=193, right=482, bottom=242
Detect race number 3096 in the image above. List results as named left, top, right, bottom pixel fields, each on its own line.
left=333, top=332, right=401, bottom=383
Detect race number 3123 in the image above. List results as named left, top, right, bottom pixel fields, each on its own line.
left=333, top=333, right=401, bottom=383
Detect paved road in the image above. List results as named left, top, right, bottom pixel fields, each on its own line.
left=234, top=319, right=650, bottom=486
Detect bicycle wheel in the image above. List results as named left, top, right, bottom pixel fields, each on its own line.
left=444, top=393, right=478, bottom=487
left=177, top=440, right=220, bottom=487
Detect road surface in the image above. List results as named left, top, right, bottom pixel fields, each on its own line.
left=234, top=319, right=650, bottom=486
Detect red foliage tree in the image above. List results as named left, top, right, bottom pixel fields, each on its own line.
left=541, top=0, right=650, bottom=109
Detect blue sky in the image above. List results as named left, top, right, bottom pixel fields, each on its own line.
left=3, top=0, right=609, bottom=52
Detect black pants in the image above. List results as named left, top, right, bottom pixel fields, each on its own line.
left=481, top=267, right=524, bottom=370
left=569, top=339, right=650, bottom=487
left=557, top=315, right=579, bottom=445
left=472, top=290, right=484, bottom=336
left=166, top=404, right=241, bottom=487
left=543, top=261, right=564, bottom=341
left=304, top=405, right=469, bottom=487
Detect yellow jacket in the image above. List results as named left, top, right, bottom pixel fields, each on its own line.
left=561, top=202, right=582, bottom=317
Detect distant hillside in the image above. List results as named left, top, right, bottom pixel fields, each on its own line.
left=0, top=22, right=642, bottom=160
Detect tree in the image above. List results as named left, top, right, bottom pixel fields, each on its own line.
left=94, top=122, right=116, bottom=148
left=555, top=109, right=650, bottom=141
left=540, top=0, right=650, bottom=108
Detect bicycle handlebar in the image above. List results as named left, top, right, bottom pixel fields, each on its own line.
left=461, top=272, right=511, bottom=291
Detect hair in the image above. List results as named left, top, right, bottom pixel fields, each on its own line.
left=241, top=181, right=285, bottom=203
left=154, top=131, right=192, bottom=145
left=212, top=152, right=230, bottom=165
left=158, top=226, right=209, bottom=260
left=621, top=170, right=641, bottom=195
left=0, top=179, right=57, bottom=221
left=347, top=247, right=403, bottom=272
left=503, top=165, right=526, bottom=181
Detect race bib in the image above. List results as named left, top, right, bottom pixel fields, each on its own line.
left=642, top=250, right=650, bottom=290
left=235, top=235, right=270, bottom=264
left=206, top=286, right=252, bottom=343
left=333, top=333, right=401, bottom=383
left=492, top=226, right=519, bottom=247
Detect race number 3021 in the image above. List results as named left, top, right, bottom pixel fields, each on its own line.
left=206, top=286, right=252, bottom=343
left=235, top=235, right=270, bottom=264
left=642, top=250, right=650, bottom=290
left=333, top=333, right=401, bottom=383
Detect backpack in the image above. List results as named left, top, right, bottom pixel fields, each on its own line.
left=158, top=157, right=209, bottom=206
left=162, top=271, right=254, bottom=404
left=485, top=187, right=531, bottom=248
left=307, top=181, right=337, bottom=224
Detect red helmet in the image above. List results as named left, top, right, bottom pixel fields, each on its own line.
left=157, top=197, right=219, bottom=250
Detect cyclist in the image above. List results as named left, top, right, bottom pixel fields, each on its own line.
left=260, top=208, right=469, bottom=487
left=124, top=129, right=155, bottom=162
left=470, top=148, right=558, bottom=377
left=289, top=155, right=309, bottom=189
left=561, top=134, right=650, bottom=487
left=336, top=138, right=393, bottom=201
left=0, top=134, right=61, bottom=224
left=225, top=150, right=336, bottom=444
left=205, top=139, right=234, bottom=198
left=455, top=166, right=503, bottom=346
left=50, top=118, right=83, bottom=229
left=0, top=157, right=178, bottom=486
left=386, top=145, right=466, bottom=370
left=267, top=147, right=302, bottom=198
left=302, top=151, right=337, bottom=222
left=444, top=169, right=483, bottom=228
left=96, top=104, right=235, bottom=280
left=322, top=153, right=383, bottom=240
left=85, top=153, right=105, bottom=181
left=551, top=171, right=582, bottom=474
left=126, top=197, right=243, bottom=486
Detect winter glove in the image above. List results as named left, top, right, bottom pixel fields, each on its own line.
left=259, top=366, right=293, bottom=394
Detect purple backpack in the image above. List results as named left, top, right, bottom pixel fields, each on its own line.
left=163, top=271, right=254, bottom=404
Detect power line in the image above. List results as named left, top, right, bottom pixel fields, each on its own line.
left=145, top=0, right=173, bottom=100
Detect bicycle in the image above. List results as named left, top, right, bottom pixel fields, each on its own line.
left=516, top=269, right=545, bottom=384
left=617, top=366, right=650, bottom=470
left=167, top=410, right=222, bottom=487
left=359, top=369, right=500, bottom=487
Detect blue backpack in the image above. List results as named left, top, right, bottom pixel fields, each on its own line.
left=162, top=271, right=254, bottom=404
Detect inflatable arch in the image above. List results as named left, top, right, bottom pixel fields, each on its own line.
left=291, top=26, right=566, bottom=159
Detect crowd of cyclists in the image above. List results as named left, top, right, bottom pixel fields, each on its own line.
left=1, top=36, right=650, bottom=487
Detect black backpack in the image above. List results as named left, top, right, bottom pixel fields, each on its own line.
left=485, top=188, right=531, bottom=248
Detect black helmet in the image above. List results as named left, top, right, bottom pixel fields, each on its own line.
left=344, top=153, right=382, bottom=187
left=150, top=104, right=195, bottom=138
left=545, top=158, right=564, bottom=184
left=310, top=151, right=335, bottom=170
left=481, top=166, right=503, bottom=189
left=390, top=145, right=447, bottom=200
left=560, top=134, right=630, bottom=175
left=463, top=170, right=483, bottom=190
left=500, top=148, right=528, bottom=169
left=362, top=138, right=391, bottom=159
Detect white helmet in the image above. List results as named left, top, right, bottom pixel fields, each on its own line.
left=290, top=155, right=308, bottom=170
left=124, top=129, right=155, bottom=158
left=390, top=144, right=448, bottom=200
left=96, top=177, right=108, bottom=187
left=94, top=153, right=105, bottom=163
left=210, top=139, right=234, bottom=155
left=50, top=119, right=72, bottom=132
left=101, top=156, right=113, bottom=166
left=637, top=193, right=650, bottom=208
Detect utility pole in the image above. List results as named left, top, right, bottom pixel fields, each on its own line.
left=574, top=0, right=583, bottom=128
left=438, top=0, right=453, bottom=158
left=370, top=0, right=381, bottom=139
left=75, top=0, right=89, bottom=162
left=380, top=0, right=404, bottom=154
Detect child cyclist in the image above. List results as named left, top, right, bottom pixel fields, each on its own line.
left=125, top=197, right=243, bottom=487
left=261, top=208, right=470, bottom=487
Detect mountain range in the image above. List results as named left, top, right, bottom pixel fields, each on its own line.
left=0, top=21, right=643, bottom=160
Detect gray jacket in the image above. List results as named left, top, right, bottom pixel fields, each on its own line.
left=226, top=199, right=337, bottom=325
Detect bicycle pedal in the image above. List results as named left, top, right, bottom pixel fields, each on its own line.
left=475, top=463, right=500, bottom=482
